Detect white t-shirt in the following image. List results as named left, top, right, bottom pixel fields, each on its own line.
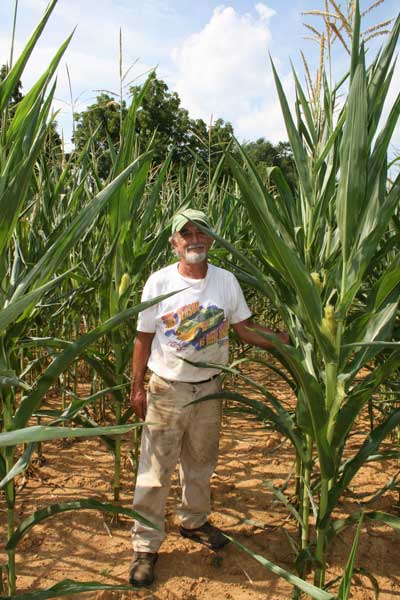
left=137, top=262, right=252, bottom=382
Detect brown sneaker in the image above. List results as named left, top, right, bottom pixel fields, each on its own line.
left=179, top=521, right=230, bottom=550
left=128, top=551, right=158, bottom=587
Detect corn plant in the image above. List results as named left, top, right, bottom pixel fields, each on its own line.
left=194, top=3, right=400, bottom=596
left=0, top=3, right=172, bottom=595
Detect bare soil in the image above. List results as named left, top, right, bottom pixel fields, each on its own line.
left=1, top=364, right=399, bottom=599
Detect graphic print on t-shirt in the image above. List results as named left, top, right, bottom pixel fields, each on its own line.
left=161, top=301, right=228, bottom=350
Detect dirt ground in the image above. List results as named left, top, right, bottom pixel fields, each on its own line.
left=1, top=364, right=399, bottom=599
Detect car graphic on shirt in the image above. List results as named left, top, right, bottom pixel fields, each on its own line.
left=175, top=306, right=225, bottom=343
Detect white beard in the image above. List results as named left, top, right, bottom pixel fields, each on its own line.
left=185, top=250, right=207, bottom=264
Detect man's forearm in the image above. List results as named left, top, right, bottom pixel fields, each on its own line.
left=232, top=319, right=289, bottom=349
left=131, top=332, right=155, bottom=386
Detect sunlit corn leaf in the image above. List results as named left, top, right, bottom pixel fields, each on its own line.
left=227, top=152, right=336, bottom=363
left=350, top=1, right=361, bottom=83
left=336, top=56, right=368, bottom=273
left=291, top=63, right=318, bottom=147
left=6, top=34, right=73, bottom=145
left=0, top=423, right=143, bottom=448
left=343, top=301, right=398, bottom=379
left=342, top=172, right=400, bottom=310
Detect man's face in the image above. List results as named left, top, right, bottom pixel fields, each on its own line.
left=172, top=222, right=213, bottom=264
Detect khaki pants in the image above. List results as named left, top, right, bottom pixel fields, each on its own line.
left=132, top=372, right=222, bottom=552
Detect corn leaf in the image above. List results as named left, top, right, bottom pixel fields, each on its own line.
left=0, top=272, right=71, bottom=333
left=350, top=0, right=361, bottom=83
left=333, top=511, right=400, bottom=535
left=333, top=352, right=400, bottom=450
left=343, top=301, right=398, bottom=378
left=12, top=291, right=176, bottom=429
left=227, top=153, right=336, bottom=363
left=368, top=13, right=400, bottom=117
left=270, top=59, right=314, bottom=205
left=249, top=331, right=334, bottom=479
left=291, top=64, right=318, bottom=146
left=0, top=423, right=141, bottom=448
left=223, top=535, right=335, bottom=600
left=366, top=90, right=400, bottom=203
left=264, top=480, right=305, bottom=528
left=188, top=389, right=307, bottom=464
left=5, top=498, right=158, bottom=550
left=6, top=34, right=73, bottom=145
left=12, top=151, right=153, bottom=299
left=364, top=511, right=400, bottom=531
left=337, top=512, right=364, bottom=600
left=324, top=408, right=400, bottom=526
left=0, top=444, right=36, bottom=490
left=0, top=0, right=57, bottom=112
left=336, top=57, right=368, bottom=272
left=0, top=579, right=134, bottom=599
left=342, top=172, right=400, bottom=309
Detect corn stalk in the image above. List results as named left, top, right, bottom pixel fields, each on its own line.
left=0, top=3, right=166, bottom=594
left=199, top=2, right=400, bottom=594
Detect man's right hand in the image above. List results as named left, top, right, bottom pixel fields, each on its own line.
left=130, top=383, right=147, bottom=420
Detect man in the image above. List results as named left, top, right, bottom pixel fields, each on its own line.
left=129, top=209, right=288, bottom=587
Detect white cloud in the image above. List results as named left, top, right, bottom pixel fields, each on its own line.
left=255, top=3, right=276, bottom=21
left=235, top=76, right=294, bottom=143
left=171, top=3, right=291, bottom=142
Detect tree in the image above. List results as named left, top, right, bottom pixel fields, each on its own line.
left=73, top=75, right=234, bottom=179
left=242, top=138, right=296, bottom=190
left=1, top=64, right=62, bottom=163
left=0, top=64, right=23, bottom=105
left=131, top=76, right=234, bottom=170
left=73, top=93, right=125, bottom=179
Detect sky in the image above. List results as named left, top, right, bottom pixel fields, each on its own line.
left=0, top=0, right=399, bottom=149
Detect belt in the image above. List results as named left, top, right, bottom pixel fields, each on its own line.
left=184, top=373, right=221, bottom=385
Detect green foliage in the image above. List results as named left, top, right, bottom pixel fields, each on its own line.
left=201, top=5, right=400, bottom=595
left=73, top=73, right=294, bottom=185
left=0, top=65, right=23, bottom=106
left=73, top=74, right=235, bottom=178
left=73, top=92, right=123, bottom=179
left=1, top=2, right=399, bottom=598
left=241, top=138, right=296, bottom=190
left=0, top=580, right=134, bottom=599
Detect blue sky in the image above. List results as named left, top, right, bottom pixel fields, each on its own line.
left=1, top=1, right=399, bottom=148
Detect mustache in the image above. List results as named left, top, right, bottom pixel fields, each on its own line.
left=186, top=244, right=205, bottom=250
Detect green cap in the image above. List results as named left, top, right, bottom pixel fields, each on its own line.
left=171, top=209, right=211, bottom=234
